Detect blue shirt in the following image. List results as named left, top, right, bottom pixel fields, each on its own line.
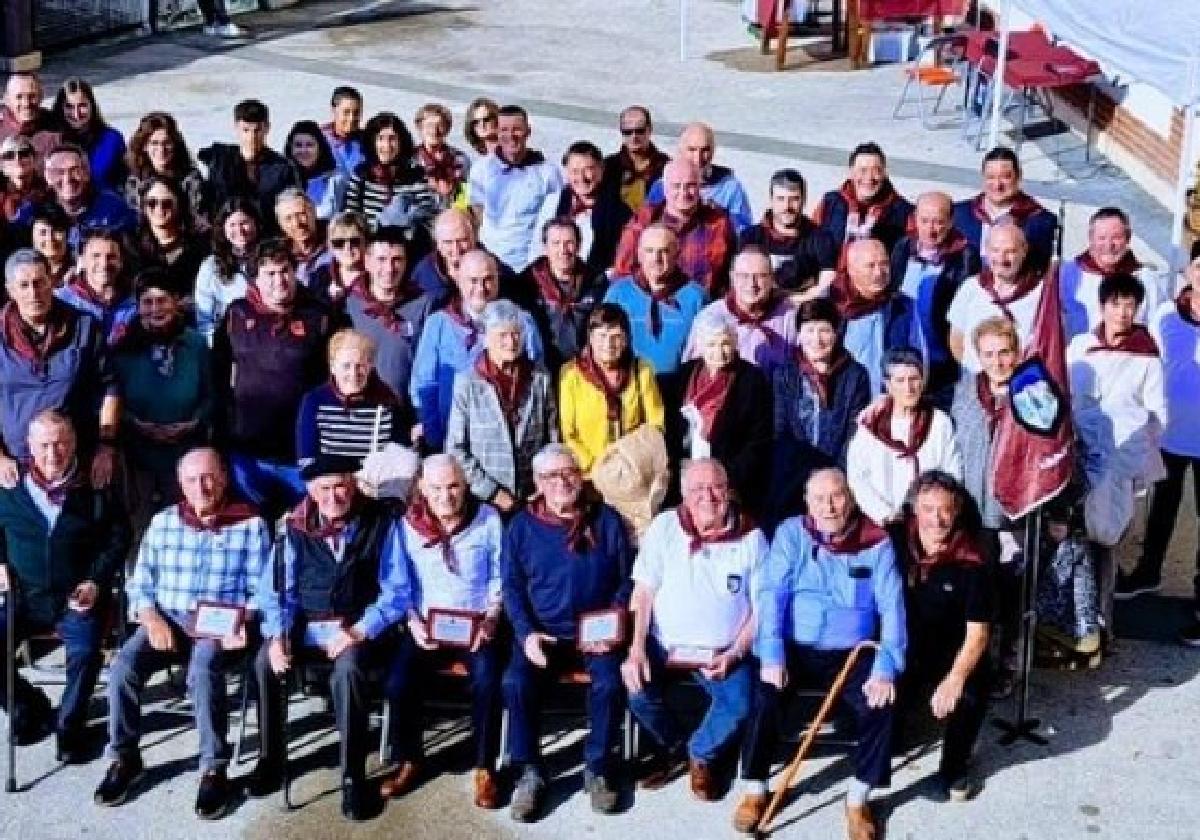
left=843, top=300, right=926, bottom=395
left=55, top=285, right=138, bottom=347
left=604, top=276, right=707, bottom=376
left=754, top=515, right=906, bottom=680
left=15, top=189, right=137, bottom=252
left=898, top=257, right=947, bottom=367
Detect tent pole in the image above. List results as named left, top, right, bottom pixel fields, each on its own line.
left=986, top=0, right=1012, bottom=150
left=1171, top=57, right=1199, bottom=271
left=680, top=0, right=689, bottom=60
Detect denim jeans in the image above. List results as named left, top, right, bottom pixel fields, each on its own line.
left=625, top=639, right=753, bottom=762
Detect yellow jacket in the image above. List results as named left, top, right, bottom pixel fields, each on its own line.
left=558, top=359, right=665, bottom=474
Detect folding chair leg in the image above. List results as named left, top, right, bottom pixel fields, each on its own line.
left=5, top=585, right=16, bottom=793
left=893, top=76, right=914, bottom=119
left=622, top=710, right=636, bottom=763
left=497, top=708, right=509, bottom=772
left=233, top=664, right=253, bottom=768
left=379, top=699, right=392, bottom=767
left=280, top=671, right=293, bottom=812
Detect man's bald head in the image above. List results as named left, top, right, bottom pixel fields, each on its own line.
left=914, top=192, right=954, bottom=248
left=846, top=238, right=890, bottom=297
left=915, top=191, right=953, bottom=217
left=662, top=159, right=702, bottom=216
left=678, top=122, right=716, bottom=173
left=985, top=221, right=1029, bottom=283
left=433, top=208, right=477, bottom=275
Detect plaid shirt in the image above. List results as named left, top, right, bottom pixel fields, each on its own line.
left=126, top=505, right=272, bottom=618
left=613, top=200, right=736, bottom=296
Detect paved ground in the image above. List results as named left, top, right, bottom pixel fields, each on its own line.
left=4, top=1, right=1200, bottom=838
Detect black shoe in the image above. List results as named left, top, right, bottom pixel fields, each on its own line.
left=1179, top=621, right=1200, bottom=647
left=195, top=769, right=233, bottom=820
left=94, top=755, right=145, bottom=806
left=55, top=730, right=87, bottom=765
left=242, top=759, right=283, bottom=798
left=341, top=777, right=378, bottom=822
left=1114, top=566, right=1162, bottom=600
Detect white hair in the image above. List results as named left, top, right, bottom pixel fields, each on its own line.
left=691, top=309, right=738, bottom=347
left=681, top=457, right=728, bottom=492
left=481, top=299, right=526, bottom=337
left=421, top=453, right=466, bottom=481
left=531, top=443, right=579, bottom=475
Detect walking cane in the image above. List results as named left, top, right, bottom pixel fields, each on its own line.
left=3, top=564, right=17, bottom=793
left=756, top=640, right=880, bottom=835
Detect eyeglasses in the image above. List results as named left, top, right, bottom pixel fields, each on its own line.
left=620, top=126, right=649, bottom=137
left=331, top=237, right=364, bottom=249
left=0, top=149, right=33, bottom=161
left=537, top=469, right=581, bottom=483
left=144, top=197, right=176, bottom=210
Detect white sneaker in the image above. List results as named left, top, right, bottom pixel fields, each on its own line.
left=202, top=23, right=219, bottom=35
left=214, top=21, right=250, bottom=38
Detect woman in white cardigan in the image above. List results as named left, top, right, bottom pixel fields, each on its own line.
left=848, top=347, right=963, bottom=525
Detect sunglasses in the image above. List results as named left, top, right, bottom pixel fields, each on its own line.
left=620, top=126, right=649, bottom=137
left=144, top=197, right=176, bottom=210
left=471, top=115, right=497, bottom=126
left=331, top=237, right=364, bottom=249
left=0, top=148, right=34, bottom=161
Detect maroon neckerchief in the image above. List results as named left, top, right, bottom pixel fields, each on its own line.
left=529, top=256, right=588, bottom=314
left=416, top=144, right=462, bottom=185
left=1074, top=249, right=1144, bottom=277
left=474, top=352, right=534, bottom=429
left=977, top=266, right=1041, bottom=320
left=975, top=372, right=1007, bottom=437
left=831, top=272, right=891, bottom=321
left=528, top=490, right=599, bottom=553
left=971, top=191, right=1044, bottom=227
left=905, top=516, right=985, bottom=583
left=725, top=290, right=783, bottom=342
left=684, top=363, right=734, bottom=440
left=914, top=228, right=969, bottom=265
left=860, top=396, right=934, bottom=472
left=351, top=280, right=419, bottom=334
left=443, top=295, right=481, bottom=350
left=836, top=178, right=901, bottom=243
left=1, top=179, right=47, bottom=220
left=177, top=499, right=260, bottom=533
left=115, top=315, right=186, bottom=354
left=798, top=348, right=850, bottom=408
left=756, top=211, right=800, bottom=248
left=244, top=284, right=296, bottom=337
left=1086, top=323, right=1160, bottom=357
left=324, top=260, right=364, bottom=301
left=632, top=267, right=686, bottom=338
left=405, top=492, right=479, bottom=574
left=367, top=160, right=403, bottom=188
left=67, top=275, right=122, bottom=314
left=677, top=503, right=755, bottom=554
left=803, top=510, right=889, bottom=553
left=496, top=148, right=547, bottom=171
left=1, top=299, right=75, bottom=375
left=1176, top=288, right=1200, bottom=327
left=287, top=495, right=357, bottom=541
left=330, top=370, right=399, bottom=407
left=26, top=460, right=83, bottom=506
left=567, top=188, right=595, bottom=216
left=575, top=346, right=632, bottom=422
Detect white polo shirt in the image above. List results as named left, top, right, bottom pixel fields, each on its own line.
left=632, top=509, right=767, bottom=651
left=947, top=274, right=1044, bottom=372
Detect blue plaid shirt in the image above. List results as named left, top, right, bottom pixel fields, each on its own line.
left=127, top=505, right=272, bottom=618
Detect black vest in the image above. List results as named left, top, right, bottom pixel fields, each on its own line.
left=289, top=500, right=392, bottom=624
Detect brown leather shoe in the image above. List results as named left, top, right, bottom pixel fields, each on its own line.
left=473, top=767, right=499, bottom=809
left=846, top=803, right=878, bottom=840
left=639, top=750, right=686, bottom=790
left=689, top=759, right=718, bottom=802
left=379, top=761, right=420, bottom=798
left=732, top=793, right=768, bottom=834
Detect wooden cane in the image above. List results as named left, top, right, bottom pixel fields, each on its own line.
left=4, top=564, right=17, bottom=793
left=757, top=640, right=880, bottom=834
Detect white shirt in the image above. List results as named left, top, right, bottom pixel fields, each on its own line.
left=947, top=274, right=1044, bottom=372
left=1151, top=298, right=1200, bottom=457
left=401, top=503, right=503, bottom=616
left=1059, top=257, right=1171, bottom=341
left=469, top=152, right=564, bottom=272
left=632, top=509, right=767, bottom=650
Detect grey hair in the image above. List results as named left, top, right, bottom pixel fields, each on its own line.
left=805, top=466, right=849, bottom=495
left=681, top=457, right=728, bottom=492
left=481, top=299, right=526, bottom=337
left=421, top=453, right=466, bottom=481
left=531, top=443, right=579, bottom=476
left=4, top=248, right=49, bottom=285
left=985, top=219, right=1027, bottom=249
left=690, top=309, right=737, bottom=346
left=274, top=187, right=313, bottom=211
left=27, top=409, right=75, bottom=441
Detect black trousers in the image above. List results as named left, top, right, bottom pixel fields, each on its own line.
left=196, top=0, right=231, bottom=24
left=1142, top=450, right=1200, bottom=602
left=741, top=645, right=894, bottom=787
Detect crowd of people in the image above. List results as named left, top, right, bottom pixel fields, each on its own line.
left=0, top=66, right=1194, bottom=840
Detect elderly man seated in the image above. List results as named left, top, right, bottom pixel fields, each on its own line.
left=501, top=444, right=634, bottom=821
left=95, top=448, right=271, bottom=820
left=0, top=411, right=129, bottom=761
left=622, top=459, right=766, bottom=799
left=735, top=468, right=906, bottom=840
left=245, top=455, right=408, bottom=822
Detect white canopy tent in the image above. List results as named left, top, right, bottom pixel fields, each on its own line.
left=986, top=0, right=1200, bottom=265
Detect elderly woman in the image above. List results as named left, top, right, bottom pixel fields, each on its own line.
left=665, top=312, right=771, bottom=515
left=768, top=297, right=871, bottom=524
left=412, top=102, right=471, bottom=207
left=559, top=302, right=664, bottom=476
left=194, top=197, right=259, bottom=343
left=900, top=471, right=992, bottom=802
left=345, top=112, right=440, bottom=229
left=113, top=268, right=210, bottom=539
left=123, top=111, right=208, bottom=228
left=52, top=78, right=127, bottom=191
left=446, top=300, right=558, bottom=514
left=296, top=328, right=413, bottom=469
left=310, top=210, right=369, bottom=305
left=126, top=175, right=209, bottom=298
left=847, top=347, right=962, bottom=526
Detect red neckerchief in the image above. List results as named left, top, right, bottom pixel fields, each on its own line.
left=575, top=347, right=632, bottom=422
left=632, top=267, right=686, bottom=338
left=905, top=516, right=985, bottom=583
left=567, top=188, right=595, bottom=216
left=836, top=178, right=901, bottom=243
left=324, top=260, right=363, bottom=301
left=178, top=499, right=260, bottom=533
left=1, top=299, right=75, bottom=375
left=351, top=280, right=419, bottom=334
left=1075, top=249, right=1143, bottom=277
left=330, top=371, right=399, bottom=407
left=496, top=149, right=547, bottom=171
left=405, top=492, right=479, bottom=574
left=1176, top=288, right=1200, bottom=327
left=677, top=503, right=755, bottom=554
left=977, top=266, right=1041, bottom=320
left=416, top=144, right=462, bottom=185
left=529, top=256, right=588, bottom=314
left=971, top=191, right=1044, bottom=227
left=860, top=396, right=934, bottom=472
left=367, top=161, right=402, bottom=188
left=67, top=276, right=122, bottom=314
left=914, top=229, right=969, bottom=265
left=831, top=272, right=891, bottom=320
left=26, top=460, right=83, bottom=506
left=975, top=372, right=1007, bottom=437
left=244, top=284, right=296, bottom=337
left=474, top=352, right=534, bottom=428
left=756, top=210, right=800, bottom=248
left=798, top=348, right=850, bottom=408
left=1086, top=323, right=1160, bottom=357
left=802, top=510, right=889, bottom=553
left=725, top=290, right=783, bottom=338
left=444, top=295, right=481, bottom=350
left=287, top=495, right=357, bottom=540
left=684, top=363, right=734, bottom=440
left=528, top=489, right=599, bottom=553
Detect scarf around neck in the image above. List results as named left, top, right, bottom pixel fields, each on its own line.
left=904, top=515, right=985, bottom=582
left=971, top=191, right=1044, bottom=227
left=684, top=362, right=734, bottom=441
left=405, top=492, right=479, bottom=574
left=529, top=256, right=588, bottom=314
left=860, top=396, right=934, bottom=471
left=178, top=499, right=260, bottom=533
left=474, top=352, right=534, bottom=428
left=1075, top=249, right=1143, bottom=277
left=1086, top=323, right=1159, bottom=357
left=798, top=348, right=850, bottom=408
left=633, top=267, right=686, bottom=338
left=575, top=347, right=632, bottom=423
left=677, top=503, right=755, bottom=554
left=27, top=460, right=83, bottom=506
left=802, top=510, right=888, bottom=553
left=528, top=489, right=599, bottom=553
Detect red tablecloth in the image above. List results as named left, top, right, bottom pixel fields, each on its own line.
left=857, top=0, right=967, bottom=21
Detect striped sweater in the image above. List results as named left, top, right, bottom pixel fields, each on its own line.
left=296, top=379, right=414, bottom=468
left=343, top=170, right=440, bottom=229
